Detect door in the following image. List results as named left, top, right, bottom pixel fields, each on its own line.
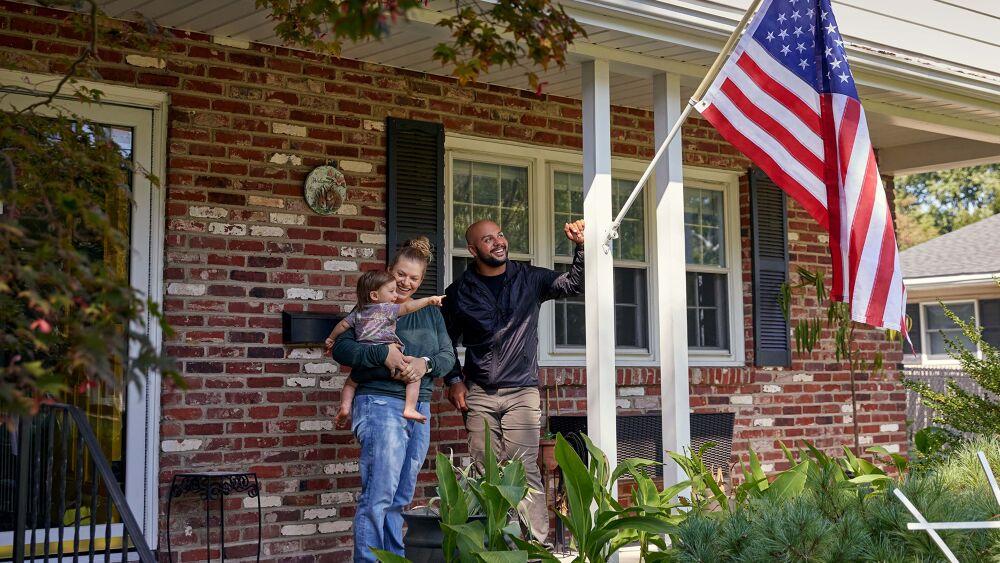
left=0, top=91, right=160, bottom=554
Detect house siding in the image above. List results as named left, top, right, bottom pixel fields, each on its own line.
left=0, top=2, right=905, bottom=560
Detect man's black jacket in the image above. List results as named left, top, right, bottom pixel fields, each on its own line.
left=442, top=245, right=584, bottom=389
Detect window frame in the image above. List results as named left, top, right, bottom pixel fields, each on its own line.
left=547, top=165, right=653, bottom=356
left=913, top=299, right=981, bottom=364
left=684, top=177, right=745, bottom=367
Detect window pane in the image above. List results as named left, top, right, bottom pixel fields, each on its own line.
left=552, top=264, right=648, bottom=349
left=552, top=173, right=645, bottom=260
left=453, top=159, right=529, bottom=253
left=612, top=178, right=645, bottom=261
left=684, top=187, right=725, bottom=267
left=686, top=272, right=729, bottom=350
left=924, top=303, right=975, bottom=355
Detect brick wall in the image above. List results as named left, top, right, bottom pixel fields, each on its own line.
left=0, top=2, right=905, bottom=560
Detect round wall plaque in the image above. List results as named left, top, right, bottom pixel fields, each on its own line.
left=303, top=164, right=348, bottom=215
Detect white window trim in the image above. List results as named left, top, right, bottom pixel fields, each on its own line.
left=0, top=69, right=168, bottom=549
left=912, top=300, right=981, bottom=365
left=443, top=134, right=745, bottom=368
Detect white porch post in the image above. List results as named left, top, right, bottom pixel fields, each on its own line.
left=653, top=72, right=691, bottom=484
left=581, top=59, right=618, bottom=480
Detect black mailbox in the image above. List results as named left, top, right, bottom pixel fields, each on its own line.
left=281, top=311, right=347, bottom=345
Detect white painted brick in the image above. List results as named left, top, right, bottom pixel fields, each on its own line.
left=884, top=444, right=901, bottom=453
left=817, top=234, right=830, bottom=244
left=305, top=362, right=339, bottom=374
left=792, top=373, right=813, bottom=382
left=841, top=404, right=854, bottom=413
left=321, top=492, right=354, bottom=505
left=787, top=232, right=800, bottom=241
left=272, top=123, right=308, bottom=137
left=730, top=395, right=753, bottom=405
left=318, top=521, right=352, bottom=534
left=304, top=508, right=339, bottom=520
left=615, top=399, right=630, bottom=409
left=324, top=260, right=358, bottom=272
left=287, top=288, right=324, bottom=300
left=244, top=495, right=282, bottom=508
left=280, top=524, right=317, bottom=536
left=125, top=55, right=165, bottom=69
left=339, top=246, right=376, bottom=259
left=761, top=463, right=775, bottom=473
left=189, top=206, right=228, bottom=219
left=359, top=233, right=385, bottom=245
left=618, top=387, right=645, bottom=397
left=339, top=160, right=373, bottom=174
left=300, top=420, right=334, bottom=431
left=753, top=418, right=774, bottom=427
left=859, top=435, right=874, bottom=445
left=288, top=347, right=323, bottom=359
left=763, top=384, right=782, bottom=393
left=167, top=283, right=206, bottom=296
left=324, top=462, right=359, bottom=475
left=161, top=439, right=202, bottom=452
left=843, top=416, right=853, bottom=424
left=338, top=204, right=359, bottom=215
left=363, top=120, right=385, bottom=132
left=208, top=222, right=247, bottom=236
left=880, top=424, right=899, bottom=432
left=270, top=212, right=306, bottom=225
left=250, top=225, right=285, bottom=237
left=634, top=397, right=660, bottom=410
left=287, top=377, right=317, bottom=387
left=212, top=35, right=250, bottom=49
left=270, top=153, right=303, bottom=166
left=320, top=377, right=346, bottom=390
left=248, top=195, right=285, bottom=208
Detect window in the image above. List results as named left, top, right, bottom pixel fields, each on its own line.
left=444, top=137, right=742, bottom=366
left=684, top=185, right=735, bottom=353
left=551, top=171, right=650, bottom=351
left=450, top=158, right=531, bottom=277
left=924, top=303, right=974, bottom=356
left=910, top=298, right=1000, bottom=363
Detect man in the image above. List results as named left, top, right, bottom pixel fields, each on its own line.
left=441, top=218, right=585, bottom=544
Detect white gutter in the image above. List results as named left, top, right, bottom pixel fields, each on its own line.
left=904, top=272, right=1000, bottom=289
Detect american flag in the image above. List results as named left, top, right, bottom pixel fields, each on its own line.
left=695, top=0, right=906, bottom=332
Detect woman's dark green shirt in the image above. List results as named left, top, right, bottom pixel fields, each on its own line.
left=331, top=305, right=455, bottom=402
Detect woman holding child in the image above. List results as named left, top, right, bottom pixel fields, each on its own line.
left=328, top=237, right=455, bottom=562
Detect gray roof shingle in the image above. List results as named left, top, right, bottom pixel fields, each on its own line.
left=900, top=213, right=1000, bottom=280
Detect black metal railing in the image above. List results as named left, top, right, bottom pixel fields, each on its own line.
left=3, top=403, right=154, bottom=562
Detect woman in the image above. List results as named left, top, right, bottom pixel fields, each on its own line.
left=330, top=237, right=455, bottom=562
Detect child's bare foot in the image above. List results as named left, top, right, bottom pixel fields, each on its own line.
left=402, top=408, right=427, bottom=423
left=335, top=406, right=352, bottom=429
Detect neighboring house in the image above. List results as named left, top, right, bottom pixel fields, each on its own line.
left=2, top=0, right=1000, bottom=559
left=902, top=213, right=1000, bottom=366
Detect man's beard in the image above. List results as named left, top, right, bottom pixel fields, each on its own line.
left=475, top=248, right=508, bottom=268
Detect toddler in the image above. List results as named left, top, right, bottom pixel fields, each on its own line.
left=325, top=269, right=444, bottom=426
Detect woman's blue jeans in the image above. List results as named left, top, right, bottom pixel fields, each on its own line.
left=352, top=394, right=431, bottom=562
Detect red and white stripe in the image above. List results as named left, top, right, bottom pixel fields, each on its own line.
left=695, top=25, right=907, bottom=331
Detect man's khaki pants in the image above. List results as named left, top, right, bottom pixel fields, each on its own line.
left=464, top=385, right=548, bottom=543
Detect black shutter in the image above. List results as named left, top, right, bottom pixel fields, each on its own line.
left=750, top=168, right=791, bottom=367
left=386, top=117, right=445, bottom=296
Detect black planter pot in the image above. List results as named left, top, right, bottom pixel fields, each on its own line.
left=402, top=509, right=487, bottom=563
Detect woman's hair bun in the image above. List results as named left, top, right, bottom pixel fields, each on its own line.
left=400, top=236, right=433, bottom=264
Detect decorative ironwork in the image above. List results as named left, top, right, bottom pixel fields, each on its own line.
left=171, top=473, right=260, bottom=501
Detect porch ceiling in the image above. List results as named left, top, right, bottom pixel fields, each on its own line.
left=95, top=0, right=1000, bottom=173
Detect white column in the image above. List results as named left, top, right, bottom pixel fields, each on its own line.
left=581, top=59, right=618, bottom=480
left=653, top=73, right=691, bottom=484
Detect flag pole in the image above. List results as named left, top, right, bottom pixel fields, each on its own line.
left=604, top=0, right=767, bottom=250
